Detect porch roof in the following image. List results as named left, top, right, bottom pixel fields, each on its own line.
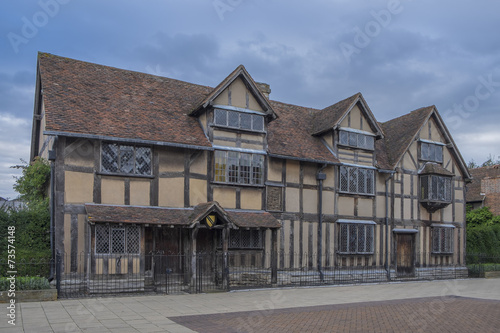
left=84, top=203, right=281, bottom=229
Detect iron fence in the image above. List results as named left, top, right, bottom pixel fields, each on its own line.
left=2, top=251, right=492, bottom=298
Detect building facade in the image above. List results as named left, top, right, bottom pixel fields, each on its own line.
left=31, top=53, right=471, bottom=292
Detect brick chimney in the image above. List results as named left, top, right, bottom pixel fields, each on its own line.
left=256, top=82, right=271, bottom=98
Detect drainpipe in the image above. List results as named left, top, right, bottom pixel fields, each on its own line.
left=48, top=138, right=57, bottom=280
left=317, top=164, right=327, bottom=282
left=384, top=171, right=395, bottom=281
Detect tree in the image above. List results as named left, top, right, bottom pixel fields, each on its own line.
left=467, top=154, right=500, bottom=169
left=12, top=157, right=50, bottom=206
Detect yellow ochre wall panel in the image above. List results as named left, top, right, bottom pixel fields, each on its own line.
left=65, top=171, right=94, bottom=204
left=101, top=178, right=125, bottom=205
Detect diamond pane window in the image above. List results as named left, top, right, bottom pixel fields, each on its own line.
left=340, top=166, right=374, bottom=195
left=227, top=230, right=262, bottom=249
left=101, top=143, right=152, bottom=176
left=228, top=111, right=240, bottom=127
left=214, top=108, right=227, bottom=126
left=252, top=115, right=264, bottom=131
left=339, top=130, right=375, bottom=150
left=102, top=143, right=119, bottom=173
left=95, top=224, right=110, bottom=254
left=420, top=175, right=452, bottom=202
left=95, top=225, right=141, bottom=254
left=339, top=223, right=374, bottom=254
left=240, top=113, right=252, bottom=130
left=432, top=227, right=453, bottom=254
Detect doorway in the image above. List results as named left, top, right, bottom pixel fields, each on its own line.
left=396, top=233, right=415, bottom=277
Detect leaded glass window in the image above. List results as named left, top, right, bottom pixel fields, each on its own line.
left=420, top=175, right=452, bottom=202
left=338, top=130, right=375, bottom=150
left=101, top=143, right=152, bottom=176
left=339, top=223, right=374, bottom=254
left=432, top=227, right=453, bottom=254
left=213, top=109, right=265, bottom=132
left=420, top=142, right=444, bottom=163
left=95, top=225, right=140, bottom=254
left=214, top=150, right=264, bottom=185
left=339, top=166, right=375, bottom=195
left=226, top=229, right=263, bottom=249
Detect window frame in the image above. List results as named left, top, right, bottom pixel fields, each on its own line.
left=420, top=174, right=452, bottom=203
left=95, top=224, right=141, bottom=255
left=432, top=226, right=454, bottom=254
left=338, top=130, right=375, bottom=151
left=420, top=141, right=444, bottom=163
left=214, top=150, right=265, bottom=186
left=338, top=222, right=375, bottom=255
left=101, top=142, right=153, bottom=177
left=339, top=165, right=375, bottom=196
left=214, top=108, right=265, bottom=132
left=218, top=229, right=264, bottom=250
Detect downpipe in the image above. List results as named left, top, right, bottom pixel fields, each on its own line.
left=317, top=164, right=327, bottom=282
left=384, top=171, right=395, bottom=281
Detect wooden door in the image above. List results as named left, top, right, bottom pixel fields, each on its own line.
left=396, top=233, right=415, bottom=277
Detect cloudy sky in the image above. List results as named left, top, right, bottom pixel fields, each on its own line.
left=1, top=0, right=499, bottom=199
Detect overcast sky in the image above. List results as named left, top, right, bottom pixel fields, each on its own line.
left=1, top=0, right=499, bottom=199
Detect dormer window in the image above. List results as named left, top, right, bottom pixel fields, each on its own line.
left=420, top=141, right=444, bottom=163
left=214, top=108, right=264, bottom=132
left=339, top=129, right=374, bottom=150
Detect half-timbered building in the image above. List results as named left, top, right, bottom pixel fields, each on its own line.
left=31, top=53, right=471, bottom=293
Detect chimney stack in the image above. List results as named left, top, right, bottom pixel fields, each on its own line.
left=256, top=82, right=271, bottom=98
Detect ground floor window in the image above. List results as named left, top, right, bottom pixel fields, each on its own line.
left=95, top=224, right=140, bottom=254
left=218, top=229, right=263, bottom=249
left=432, top=227, right=454, bottom=254
left=338, top=222, right=374, bottom=254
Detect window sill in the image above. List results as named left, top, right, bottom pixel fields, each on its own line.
left=337, top=252, right=374, bottom=256
left=212, top=181, right=265, bottom=188
left=337, top=144, right=375, bottom=152
left=338, top=192, right=375, bottom=198
left=211, top=124, right=266, bottom=135
left=98, top=172, right=154, bottom=179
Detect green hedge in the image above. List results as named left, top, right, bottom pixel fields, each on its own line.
left=0, top=276, right=50, bottom=291
left=466, top=224, right=500, bottom=257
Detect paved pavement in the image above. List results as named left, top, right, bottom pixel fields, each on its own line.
left=1, top=279, right=500, bottom=332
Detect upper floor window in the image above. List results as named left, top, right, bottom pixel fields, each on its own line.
left=420, top=141, right=443, bottom=163
left=214, top=150, right=264, bottom=185
left=339, top=166, right=375, bottom=195
left=101, top=143, right=152, bottom=176
left=338, top=222, right=374, bottom=254
left=339, top=130, right=374, bottom=150
left=420, top=175, right=452, bottom=203
left=214, top=109, right=264, bottom=132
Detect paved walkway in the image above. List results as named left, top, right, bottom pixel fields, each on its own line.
left=2, top=279, right=500, bottom=332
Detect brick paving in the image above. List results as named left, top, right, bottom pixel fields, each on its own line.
left=170, top=296, right=500, bottom=333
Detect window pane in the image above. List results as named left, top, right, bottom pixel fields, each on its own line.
left=96, top=225, right=109, bottom=254
left=428, top=144, right=436, bottom=162
left=358, top=168, right=366, bottom=194
left=214, top=109, right=227, bottom=126
left=366, top=170, right=374, bottom=195
left=432, top=228, right=440, bottom=252
left=421, top=175, right=429, bottom=200
left=102, top=143, right=119, bottom=173
left=230, top=230, right=240, bottom=248
left=358, top=225, right=366, bottom=252
left=431, top=175, right=439, bottom=201
left=135, top=147, right=151, bottom=175
left=111, top=228, right=125, bottom=254
left=252, top=154, right=264, bottom=185
left=127, top=226, right=140, bottom=254
left=366, top=225, right=374, bottom=252
left=365, top=136, right=375, bottom=150
left=252, top=115, right=264, bottom=131
left=340, top=166, right=349, bottom=192
left=251, top=230, right=262, bottom=248
left=340, top=131, right=348, bottom=146
left=228, top=152, right=239, bottom=183
left=348, top=224, right=357, bottom=253
left=228, top=111, right=239, bottom=128
left=421, top=143, right=429, bottom=160
left=214, top=151, right=227, bottom=182
left=357, top=134, right=366, bottom=149
left=349, top=167, right=358, bottom=193
left=435, top=145, right=443, bottom=163
left=120, top=146, right=134, bottom=174
left=241, top=230, right=251, bottom=247
left=239, top=153, right=251, bottom=184
left=349, top=133, right=357, bottom=147
left=240, top=113, right=252, bottom=130
left=340, top=224, right=348, bottom=252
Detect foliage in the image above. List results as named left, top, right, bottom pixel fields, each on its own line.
left=11, top=157, right=50, bottom=207
left=0, top=276, right=51, bottom=291
left=467, top=224, right=500, bottom=257
left=466, top=206, right=494, bottom=226
left=467, top=154, right=500, bottom=169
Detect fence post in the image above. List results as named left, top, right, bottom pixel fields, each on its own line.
left=55, top=251, right=61, bottom=296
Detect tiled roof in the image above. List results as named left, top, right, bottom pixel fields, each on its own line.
left=85, top=203, right=281, bottom=228
left=311, top=93, right=361, bottom=135
left=420, top=162, right=455, bottom=176
left=38, top=53, right=213, bottom=148
left=378, top=106, right=434, bottom=168
left=466, top=165, right=500, bottom=202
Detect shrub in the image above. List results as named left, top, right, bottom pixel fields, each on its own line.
left=0, top=276, right=50, bottom=291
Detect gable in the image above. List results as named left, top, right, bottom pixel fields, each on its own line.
left=339, top=102, right=378, bottom=135
left=213, top=77, right=265, bottom=112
